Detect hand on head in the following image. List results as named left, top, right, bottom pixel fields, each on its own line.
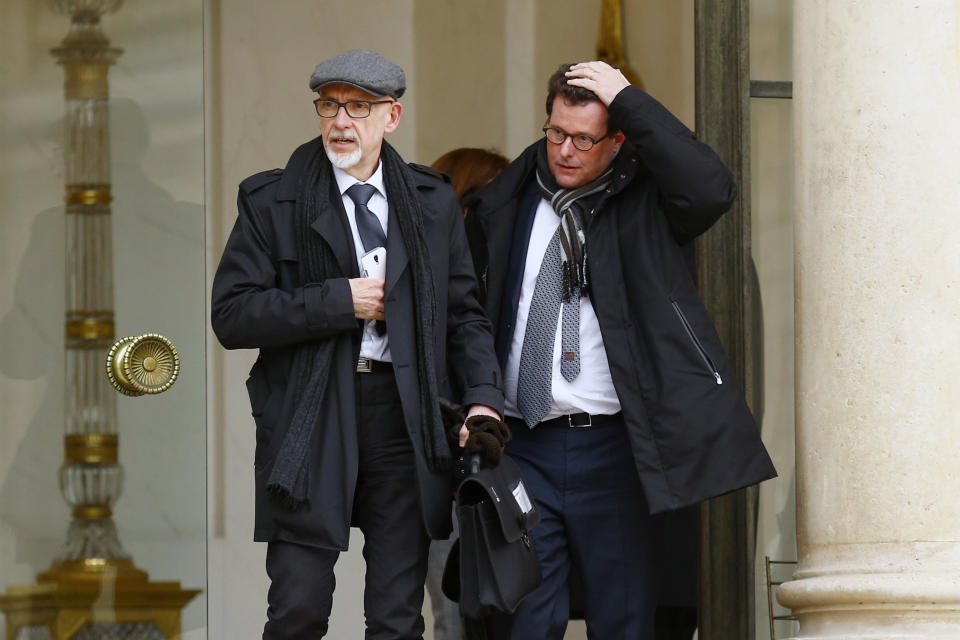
left=565, top=61, right=631, bottom=106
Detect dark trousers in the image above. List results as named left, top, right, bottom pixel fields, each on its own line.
left=495, top=416, right=655, bottom=639
left=263, top=368, right=430, bottom=640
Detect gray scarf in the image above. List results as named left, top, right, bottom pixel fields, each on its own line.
left=535, top=144, right=614, bottom=300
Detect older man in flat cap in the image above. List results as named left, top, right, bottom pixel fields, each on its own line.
left=212, top=49, right=503, bottom=639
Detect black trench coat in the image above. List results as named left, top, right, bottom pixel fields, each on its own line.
left=466, top=86, right=776, bottom=514
left=212, top=137, right=503, bottom=550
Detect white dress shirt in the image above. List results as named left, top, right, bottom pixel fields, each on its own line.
left=503, top=197, right=622, bottom=420
left=333, top=163, right=391, bottom=362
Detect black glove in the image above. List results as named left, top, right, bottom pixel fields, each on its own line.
left=448, top=413, right=512, bottom=472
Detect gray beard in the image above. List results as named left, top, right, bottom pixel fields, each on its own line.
left=324, top=143, right=362, bottom=170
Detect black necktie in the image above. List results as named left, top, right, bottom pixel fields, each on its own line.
left=346, top=183, right=386, bottom=251
left=345, top=183, right=387, bottom=336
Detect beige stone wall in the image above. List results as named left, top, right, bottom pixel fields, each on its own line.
left=412, top=0, right=507, bottom=165
left=534, top=0, right=694, bottom=132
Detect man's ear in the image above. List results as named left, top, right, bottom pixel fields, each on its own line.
left=613, top=129, right=626, bottom=150
left=384, top=101, right=403, bottom=134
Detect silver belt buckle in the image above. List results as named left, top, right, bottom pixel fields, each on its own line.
left=568, top=413, right=591, bottom=427
left=356, top=357, right=372, bottom=373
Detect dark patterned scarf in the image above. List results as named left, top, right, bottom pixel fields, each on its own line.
left=266, top=140, right=448, bottom=510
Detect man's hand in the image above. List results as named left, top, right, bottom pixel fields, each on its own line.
left=349, top=278, right=385, bottom=320
left=566, top=61, right=631, bottom=106
left=458, top=404, right=501, bottom=447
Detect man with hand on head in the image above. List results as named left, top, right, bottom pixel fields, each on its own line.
left=211, top=49, right=503, bottom=640
left=466, top=60, right=776, bottom=638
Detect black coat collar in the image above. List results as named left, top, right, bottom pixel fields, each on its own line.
left=280, top=136, right=434, bottom=290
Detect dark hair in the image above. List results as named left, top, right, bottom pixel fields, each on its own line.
left=545, top=63, right=613, bottom=134
left=430, top=148, right=509, bottom=210
left=545, top=63, right=601, bottom=116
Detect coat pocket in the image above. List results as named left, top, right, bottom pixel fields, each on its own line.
left=245, top=358, right=269, bottom=416
left=670, top=300, right=722, bottom=385
left=246, top=358, right=275, bottom=467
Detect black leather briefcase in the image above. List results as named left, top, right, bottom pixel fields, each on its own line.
left=442, top=454, right=542, bottom=619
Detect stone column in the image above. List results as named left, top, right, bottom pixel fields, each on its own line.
left=777, top=3, right=960, bottom=638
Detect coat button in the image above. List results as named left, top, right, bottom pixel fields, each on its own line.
left=631, top=157, right=637, bottom=163
left=619, top=174, right=626, bottom=179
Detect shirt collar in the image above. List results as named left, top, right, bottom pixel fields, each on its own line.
left=333, top=161, right=386, bottom=199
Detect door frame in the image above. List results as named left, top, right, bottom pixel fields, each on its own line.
left=694, top=2, right=760, bottom=639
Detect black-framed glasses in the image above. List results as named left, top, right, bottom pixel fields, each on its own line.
left=314, top=98, right=394, bottom=119
left=542, top=126, right=610, bottom=151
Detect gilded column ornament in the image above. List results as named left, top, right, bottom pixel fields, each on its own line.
left=596, top=0, right=644, bottom=90
left=48, top=0, right=128, bottom=572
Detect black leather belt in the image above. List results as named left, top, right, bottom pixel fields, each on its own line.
left=356, top=357, right=393, bottom=373
left=507, top=412, right=622, bottom=429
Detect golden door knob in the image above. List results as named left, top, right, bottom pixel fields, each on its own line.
left=105, top=333, right=180, bottom=396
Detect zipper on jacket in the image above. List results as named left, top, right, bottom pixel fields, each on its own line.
left=670, top=300, right=723, bottom=385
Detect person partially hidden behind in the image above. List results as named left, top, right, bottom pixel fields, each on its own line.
left=423, top=146, right=509, bottom=640
left=211, top=49, right=503, bottom=640
left=431, top=147, right=509, bottom=216
left=465, top=61, right=777, bottom=638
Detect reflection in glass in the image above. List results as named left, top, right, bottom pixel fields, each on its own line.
left=72, top=623, right=166, bottom=640
left=53, top=0, right=128, bottom=569
left=1, top=1, right=204, bottom=637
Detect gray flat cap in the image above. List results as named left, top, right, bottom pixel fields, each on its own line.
left=309, top=49, right=406, bottom=99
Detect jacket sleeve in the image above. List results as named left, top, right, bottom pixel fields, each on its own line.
left=607, top=85, right=739, bottom=244
left=444, top=202, right=504, bottom=415
left=210, top=187, right=357, bottom=350
left=463, top=206, right=489, bottom=305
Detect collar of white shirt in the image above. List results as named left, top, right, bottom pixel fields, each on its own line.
left=333, top=161, right=386, bottom=199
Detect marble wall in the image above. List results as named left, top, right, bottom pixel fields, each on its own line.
left=779, top=2, right=960, bottom=636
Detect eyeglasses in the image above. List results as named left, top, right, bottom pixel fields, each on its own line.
left=314, top=98, right=394, bottom=119
left=542, top=126, right=610, bottom=151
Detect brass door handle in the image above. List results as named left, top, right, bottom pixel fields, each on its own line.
left=105, top=333, right=180, bottom=396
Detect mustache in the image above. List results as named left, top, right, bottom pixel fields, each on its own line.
left=328, top=129, right=357, bottom=141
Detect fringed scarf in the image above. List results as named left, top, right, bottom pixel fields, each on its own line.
left=266, top=140, right=448, bottom=510
left=534, top=144, right=614, bottom=301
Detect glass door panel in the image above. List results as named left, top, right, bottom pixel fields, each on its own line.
left=750, top=1, right=797, bottom=638
left=1, top=1, right=206, bottom=638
